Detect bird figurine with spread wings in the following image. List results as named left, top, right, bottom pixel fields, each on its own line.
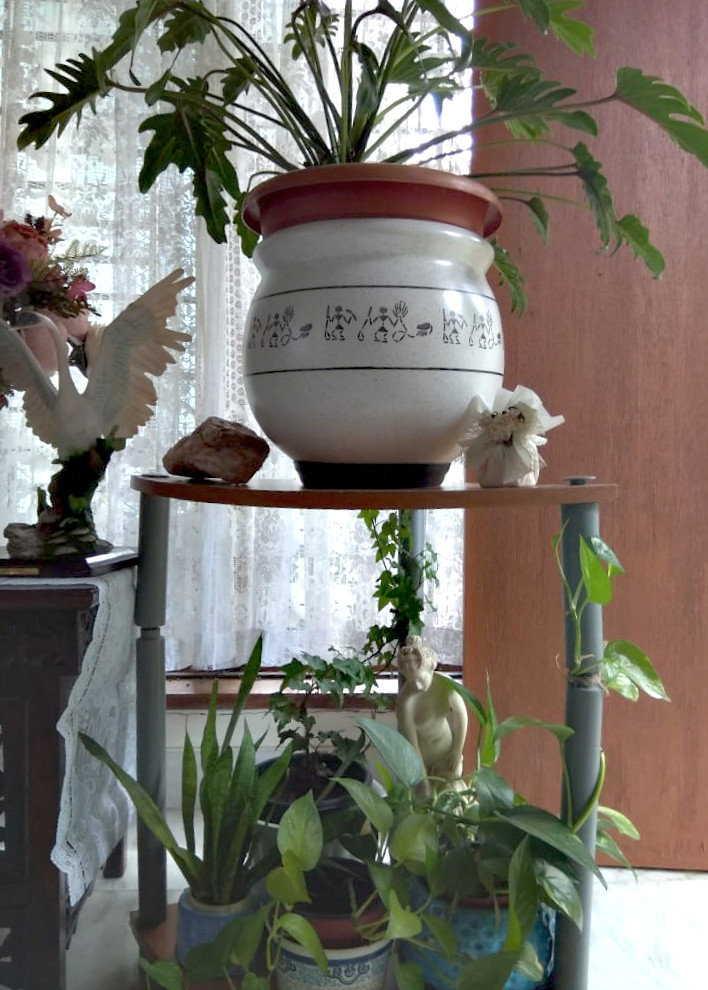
left=0, top=268, right=194, bottom=458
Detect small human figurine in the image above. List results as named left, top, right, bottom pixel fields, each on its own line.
left=396, top=635, right=468, bottom=791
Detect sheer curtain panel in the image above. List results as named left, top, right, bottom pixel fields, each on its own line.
left=0, top=0, right=466, bottom=670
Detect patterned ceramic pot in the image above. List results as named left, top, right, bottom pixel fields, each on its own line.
left=400, top=889, right=556, bottom=990
left=242, top=165, right=504, bottom=488
left=275, top=937, right=392, bottom=990
left=175, top=889, right=253, bottom=967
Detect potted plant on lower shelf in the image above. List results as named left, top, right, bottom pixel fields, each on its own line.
left=80, top=637, right=293, bottom=968
left=17, top=2, right=708, bottom=484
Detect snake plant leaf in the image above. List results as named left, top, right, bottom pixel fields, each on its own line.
left=275, top=912, right=328, bottom=975
left=352, top=715, right=424, bottom=788
left=547, top=1, right=595, bottom=56
left=222, top=634, right=264, bottom=751
left=603, top=640, right=669, bottom=701
left=535, top=859, right=583, bottom=929
left=338, top=777, right=394, bottom=834
left=615, top=67, right=708, bottom=166
left=385, top=889, right=423, bottom=940
left=614, top=215, right=665, bottom=277
left=392, top=957, right=425, bottom=990
left=277, top=791, right=323, bottom=872
left=181, top=731, right=197, bottom=856
left=218, top=803, right=253, bottom=902
left=253, top=742, right=293, bottom=821
left=200, top=680, right=219, bottom=774
left=79, top=731, right=202, bottom=889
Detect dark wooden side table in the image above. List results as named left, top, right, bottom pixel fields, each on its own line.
left=0, top=549, right=138, bottom=990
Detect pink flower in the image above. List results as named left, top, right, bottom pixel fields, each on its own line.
left=0, top=242, right=33, bottom=299
left=0, top=220, right=49, bottom=264
left=67, top=275, right=95, bottom=301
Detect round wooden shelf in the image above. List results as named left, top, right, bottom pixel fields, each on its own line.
left=131, top=475, right=617, bottom=510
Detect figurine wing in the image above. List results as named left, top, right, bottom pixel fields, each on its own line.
left=84, top=269, right=194, bottom=439
left=0, top=320, right=59, bottom=447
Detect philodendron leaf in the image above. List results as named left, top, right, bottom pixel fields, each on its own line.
left=579, top=536, right=613, bottom=605
left=277, top=791, right=323, bottom=871
left=614, top=215, right=665, bottom=277
left=353, top=716, right=424, bottom=788
left=385, top=890, right=422, bottom=940
left=547, top=1, right=595, bottom=56
left=535, top=860, right=583, bottom=929
left=603, top=640, right=669, bottom=700
left=615, top=67, right=708, bottom=168
left=139, top=958, right=184, bottom=990
left=338, top=777, right=394, bottom=834
left=491, top=240, right=528, bottom=316
left=517, top=0, right=550, bottom=33
left=275, top=913, right=328, bottom=975
left=392, top=955, right=425, bottom=990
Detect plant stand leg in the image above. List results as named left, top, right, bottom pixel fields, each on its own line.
left=552, top=492, right=605, bottom=990
left=134, top=492, right=170, bottom=928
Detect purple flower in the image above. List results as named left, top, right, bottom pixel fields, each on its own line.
left=0, top=241, right=33, bottom=300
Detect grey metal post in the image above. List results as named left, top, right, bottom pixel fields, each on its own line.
left=134, top=491, right=170, bottom=927
left=553, top=481, right=605, bottom=990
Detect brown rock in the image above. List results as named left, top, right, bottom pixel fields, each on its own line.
left=162, top=417, right=269, bottom=484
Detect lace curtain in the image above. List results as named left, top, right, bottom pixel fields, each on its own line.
left=0, top=0, right=467, bottom=670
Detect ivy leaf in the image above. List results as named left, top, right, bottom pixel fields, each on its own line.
left=547, top=1, right=595, bottom=56
left=615, top=67, right=708, bottom=167
left=614, top=215, right=665, bottom=277
left=492, top=241, right=528, bottom=315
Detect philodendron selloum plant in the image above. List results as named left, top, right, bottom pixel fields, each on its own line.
left=16, top=0, right=708, bottom=311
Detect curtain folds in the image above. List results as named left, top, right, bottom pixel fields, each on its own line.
left=0, top=0, right=466, bottom=670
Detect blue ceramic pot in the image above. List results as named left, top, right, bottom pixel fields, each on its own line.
left=275, top=936, right=392, bottom=990
left=400, top=886, right=555, bottom=990
left=175, top=889, right=253, bottom=968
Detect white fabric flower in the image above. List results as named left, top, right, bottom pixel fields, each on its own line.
left=459, top=385, right=565, bottom=487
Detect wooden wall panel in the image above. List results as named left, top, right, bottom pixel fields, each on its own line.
left=463, top=0, right=708, bottom=868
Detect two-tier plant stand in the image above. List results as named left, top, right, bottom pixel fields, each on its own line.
left=129, top=475, right=617, bottom=990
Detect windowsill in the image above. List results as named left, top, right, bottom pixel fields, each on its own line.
left=166, top=675, right=399, bottom=711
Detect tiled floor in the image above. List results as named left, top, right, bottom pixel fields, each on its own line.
left=65, top=813, right=708, bottom=990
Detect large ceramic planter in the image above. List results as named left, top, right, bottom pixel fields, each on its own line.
left=175, top=889, right=253, bottom=967
left=242, top=164, right=504, bottom=488
left=401, top=889, right=555, bottom=990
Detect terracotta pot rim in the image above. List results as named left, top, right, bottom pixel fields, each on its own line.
left=242, top=163, right=502, bottom=240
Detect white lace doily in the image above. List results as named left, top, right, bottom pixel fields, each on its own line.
left=4, top=568, right=138, bottom=905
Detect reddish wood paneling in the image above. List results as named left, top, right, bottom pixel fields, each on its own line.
left=463, top=0, right=708, bottom=868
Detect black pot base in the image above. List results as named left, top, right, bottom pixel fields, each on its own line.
left=295, top=461, right=451, bottom=489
